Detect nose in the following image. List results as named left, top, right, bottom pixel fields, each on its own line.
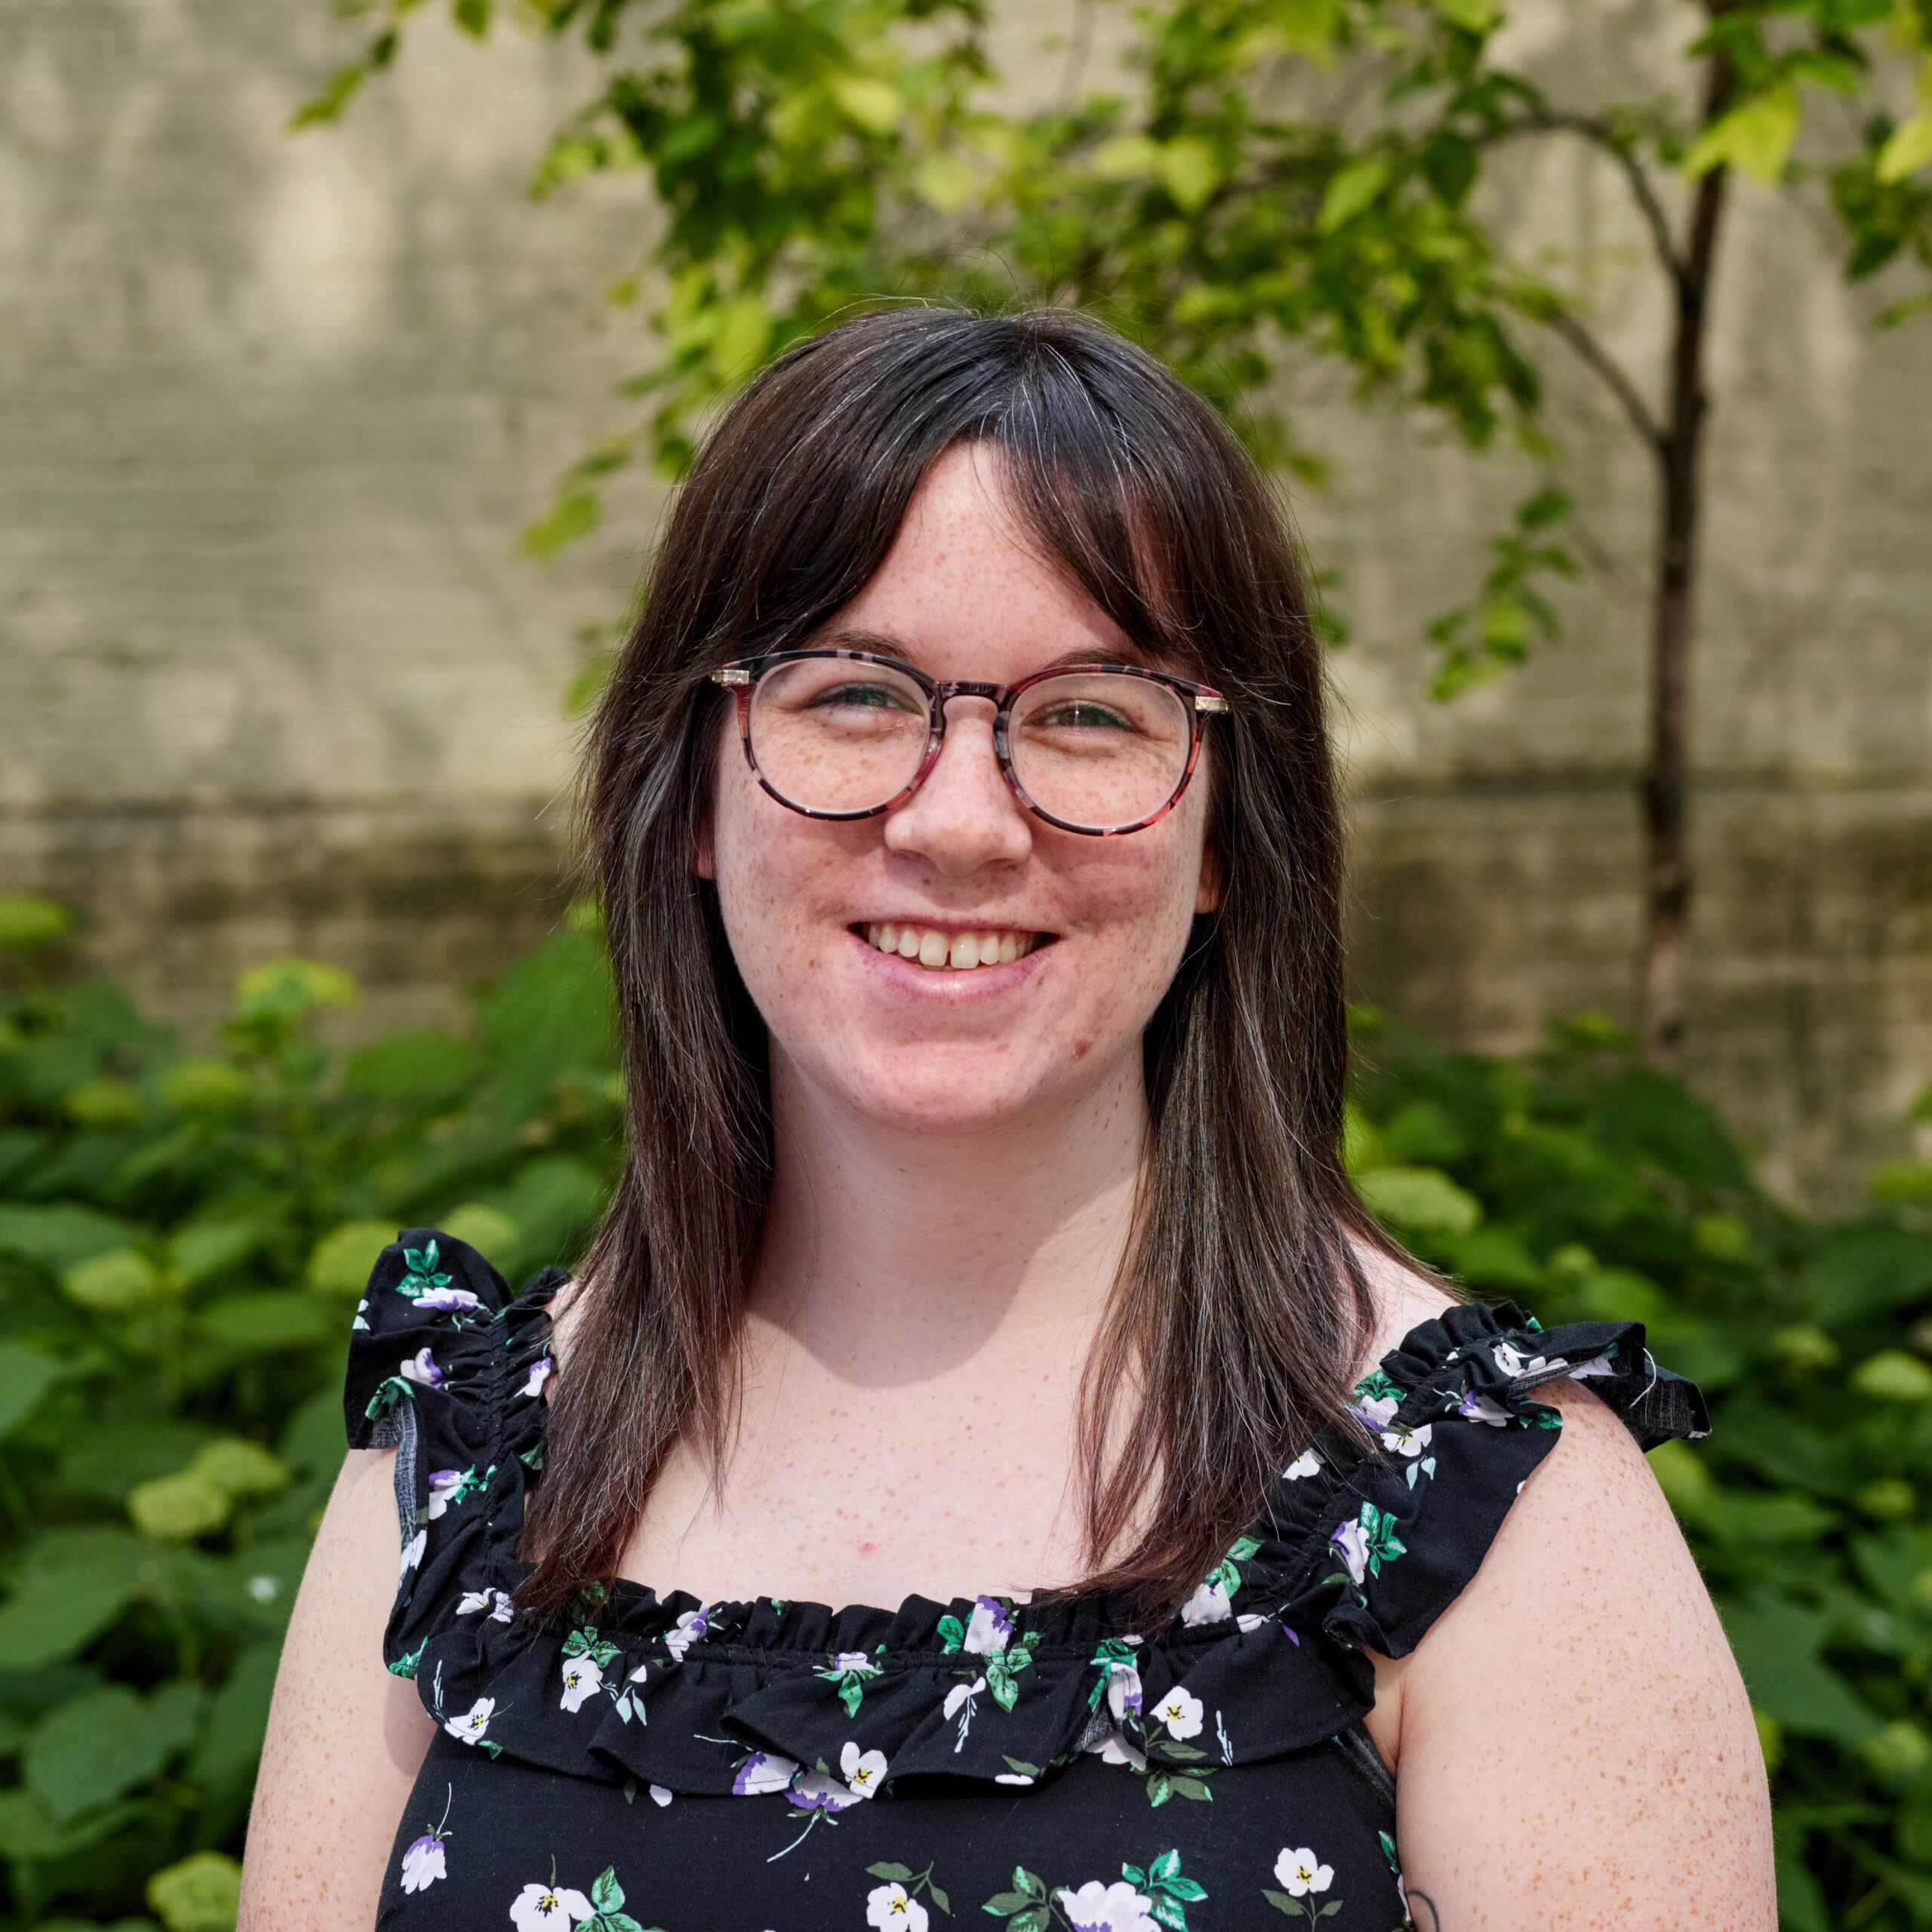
left=881, top=697, right=1032, bottom=876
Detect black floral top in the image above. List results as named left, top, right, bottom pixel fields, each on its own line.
left=345, top=1231, right=1706, bottom=1932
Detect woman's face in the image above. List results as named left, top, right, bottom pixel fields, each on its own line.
left=703, top=443, right=1219, bottom=1137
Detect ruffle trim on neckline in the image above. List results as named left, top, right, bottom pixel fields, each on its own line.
left=344, top=1231, right=1706, bottom=1800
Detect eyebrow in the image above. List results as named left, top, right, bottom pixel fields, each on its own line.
left=816, top=627, right=1160, bottom=674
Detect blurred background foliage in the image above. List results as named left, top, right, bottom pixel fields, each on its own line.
left=0, top=893, right=1930, bottom=1925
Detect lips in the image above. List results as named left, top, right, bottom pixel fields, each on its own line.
left=854, top=922, right=1048, bottom=971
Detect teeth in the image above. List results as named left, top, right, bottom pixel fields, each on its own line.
left=862, top=924, right=1041, bottom=972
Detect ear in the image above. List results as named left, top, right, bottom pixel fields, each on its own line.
left=1194, top=837, right=1221, bottom=917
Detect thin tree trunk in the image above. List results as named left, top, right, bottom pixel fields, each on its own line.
left=1639, top=49, right=1733, bottom=1069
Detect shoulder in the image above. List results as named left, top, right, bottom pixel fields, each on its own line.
left=1386, top=1374, right=1774, bottom=1925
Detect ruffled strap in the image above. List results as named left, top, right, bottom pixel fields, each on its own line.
left=1226, top=1299, right=1708, bottom=1682
left=343, top=1229, right=562, bottom=1684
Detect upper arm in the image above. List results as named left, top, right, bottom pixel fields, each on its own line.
left=1386, top=1382, right=1774, bottom=1932
left=239, top=1447, right=436, bottom=1931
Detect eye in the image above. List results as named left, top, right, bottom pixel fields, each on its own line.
left=810, top=681, right=924, bottom=715
left=1033, top=700, right=1138, bottom=732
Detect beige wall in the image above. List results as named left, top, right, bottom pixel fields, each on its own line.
left=3, top=0, right=1928, bottom=1208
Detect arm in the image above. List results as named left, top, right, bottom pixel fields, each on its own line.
left=1381, top=1380, right=1774, bottom=1931
left=238, top=1447, right=438, bottom=1930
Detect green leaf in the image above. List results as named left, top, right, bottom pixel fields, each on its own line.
left=0, top=1343, right=63, bottom=1438
left=0, top=894, right=72, bottom=952
left=199, top=1291, right=333, bottom=1352
left=1149, top=1848, right=1181, bottom=1884
left=189, top=1642, right=281, bottom=1794
left=832, top=75, right=903, bottom=136
left=25, top=1679, right=203, bottom=1821
left=343, top=1031, right=478, bottom=1100
left=234, top=957, right=358, bottom=1023
left=168, top=1217, right=264, bottom=1286
left=63, top=1246, right=168, bottom=1311
left=1091, top=134, right=1161, bottom=180
left=1318, top=154, right=1391, bottom=232
left=1683, top=84, right=1800, bottom=183
left=1807, top=1226, right=1932, bottom=1324
left=0, top=1533, right=151, bottom=1668
left=1878, top=110, right=1932, bottom=185
left=1432, top=0, right=1499, bottom=29
left=0, top=1786, right=138, bottom=1860
left=1262, top=1892, right=1301, bottom=1917
left=0, top=1202, right=140, bottom=1272
left=1719, top=1597, right=1877, bottom=1744
left=591, top=1866, right=625, bottom=1912
left=868, top=1863, right=915, bottom=1882
left=147, top=1850, right=243, bottom=1932
left=1355, top=1165, right=1482, bottom=1234
left=982, top=1895, right=1031, bottom=1915
left=930, top=1884, right=951, bottom=1914
left=1851, top=1349, right=1932, bottom=1401
left=308, top=1220, right=397, bottom=1298
left=1156, top=138, right=1221, bottom=212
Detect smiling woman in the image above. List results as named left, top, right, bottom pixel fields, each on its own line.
left=241, top=309, right=1774, bottom=1932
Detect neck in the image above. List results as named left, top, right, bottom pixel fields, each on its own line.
left=752, top=1051, right=1149, bottom=1384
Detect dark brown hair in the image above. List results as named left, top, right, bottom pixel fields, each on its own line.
left=523, top=304, right=1417, bottom=1620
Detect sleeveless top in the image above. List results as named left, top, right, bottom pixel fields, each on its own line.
left=345, top=1229, right=1707, bottom=1932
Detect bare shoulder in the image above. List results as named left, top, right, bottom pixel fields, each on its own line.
left=1344, top=1229, right=1460, bottom=1373
left=1391, top=1377, right=1775, bottom=1928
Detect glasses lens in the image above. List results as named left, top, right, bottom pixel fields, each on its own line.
left=1007, top=672, right=1194, bottom=832
left=747, top=657, right=932, bottom=815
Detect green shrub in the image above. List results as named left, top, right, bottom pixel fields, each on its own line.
left=2, top=897, right=1930, bottom=1927
left=0, top=906, right=620, bottom=1927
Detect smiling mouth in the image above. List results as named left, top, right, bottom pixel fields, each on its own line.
left=853, top=922, right=1051, bottom=971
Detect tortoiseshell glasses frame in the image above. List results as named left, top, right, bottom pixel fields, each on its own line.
left=710, top=648, right=1230, bottom=838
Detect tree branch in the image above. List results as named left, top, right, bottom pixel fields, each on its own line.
left=1484, top=110, right=1686, bottom=300
left=1541, top=307, right=1666, bottom=454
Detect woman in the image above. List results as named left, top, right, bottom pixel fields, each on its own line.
left=243, top=308, right=1773, bottom=1931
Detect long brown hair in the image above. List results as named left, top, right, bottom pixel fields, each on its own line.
left=523, top=305, right=1417, bottom=1621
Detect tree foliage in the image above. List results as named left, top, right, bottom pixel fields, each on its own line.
left=0, top=899, right=1930, bottom=1921
left=306, top=0, right=1932, bottom=686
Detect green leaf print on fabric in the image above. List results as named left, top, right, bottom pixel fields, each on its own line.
left=817, top=1648, right=884, bottom=1718
left=1264, top=1845, right=1342, bottom=1921
left=983, top=1850, right=1204, bottom=1932
left=396, top=1240, right=454, bottom=1300
left=866, top=1857, right=952, bottom=1925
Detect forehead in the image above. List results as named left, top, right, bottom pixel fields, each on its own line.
left=815, top=445, right=1149, bottom=681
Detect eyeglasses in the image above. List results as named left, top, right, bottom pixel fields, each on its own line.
left=710, top=649, right=1229, bottom=837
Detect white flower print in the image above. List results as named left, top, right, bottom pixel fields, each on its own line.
left=416, top=1285, right=481, bottom=1313
left=399, top=1346, right=443, bottom=1388
left=424, top=1469, right=466, bottom=1519
left=353, top=1297, right=370, bottom=1331
left=866, top=1881, right=929, bottom=1931
left=1493, top=1342, right=1565, bottom=1379
left=790, top=1767, right=863, bottom=1814
left=444, top=1697, right=495, bottom=1746
left=832, top=1650, right=880, bottom=1677
left=663, top=1604, right=713, bottom=1660
left=1457, top=1387, right=1512, bottom=1426
left=1057, top=1878, right=1159, bottom=1932
left=963, top=1595, right=1015, bottom=1655
left=457, top=1587, right=515, bottom=1623
left=519, top=1355, right=554, bottom=1399
left=648, top=1783, right=672, bottom=1807
left=1105, top=1657, right=1143, bottom=1724
left=509, top=1881, right=594, bottom=1930
left=559, top=1654, right=604, bottom=1713
left=1571, top=1352, right=1616, bottom=1378
left=1332, top=1517, right=1371, bottom=1586
left=839, top=1740, right=888, bottom=1798
left=1179, top=1578, right=1232, bottom=1626
left=1354, top=1392, right=1400, bottom=1430
left=1274, top=1847, right=1334, bottom=1897
left=943, top=1677, right=986, bottom=1718
left=994, top=1769, right=1036, bottom=1785
left=1380, top=1420, right=1433, bottom=1458
left=399, top=1528, right=427, bottom=1577
left=1085, top=1728, right=1149, bottom=1773
left=399, top=1834, right=445, bottom=1893
left=1152, top=1686, right=1204, bottom=1740
left=1284, top=1447, right=1322, bottom=1480
left=731, top=1750, right=798, bottom=1795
